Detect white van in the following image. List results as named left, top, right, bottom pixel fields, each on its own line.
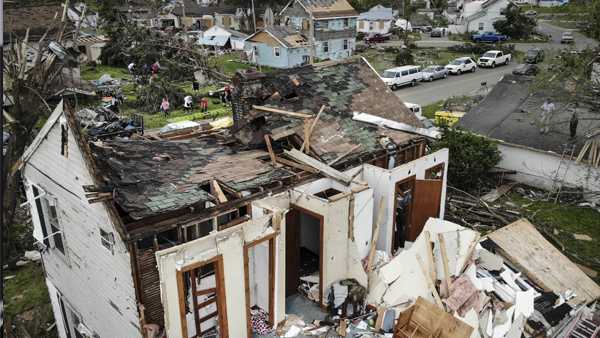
left=381, top=65, right=423, bottom=89
left=404, top=102, right=422, bottom=118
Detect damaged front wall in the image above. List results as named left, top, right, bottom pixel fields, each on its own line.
left=362, top=149, right=449, bottom=255
left=156, top=215, right=280, bottom=338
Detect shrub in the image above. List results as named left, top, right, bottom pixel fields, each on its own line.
left=395, top=48, right=415, bottom=66
left=431, top=127, right=501, bottom=191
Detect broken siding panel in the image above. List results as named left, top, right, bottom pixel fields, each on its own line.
left=23, top=120, right=141, bottom=338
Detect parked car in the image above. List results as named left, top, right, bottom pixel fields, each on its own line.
left=471, top=31, right=508, bottom=43
left=525, top=48, right=544, bottom=63
left=512, top=63, right=538, bottom=76
left=524, top=10, right=537, bottom=17
left=365, top=33, right=391, bottom=43
left=445, top=57, right=477, bottom=74
left=421, top=65, right=449, bottom=81
left=477, top=50, right=511, bottom=68
left=560, top=31, right=574, bottom=44
left=430, top=28, right=443, bottom=37
left=381, top=65, right=423, bottom=89
left=412, top=25, right=432, bottom=33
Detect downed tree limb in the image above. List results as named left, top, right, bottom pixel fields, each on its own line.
left=252, top=105, right=313, bottom=119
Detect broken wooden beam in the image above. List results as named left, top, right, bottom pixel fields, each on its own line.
left=367, top=196, right=385, bottom=272
left=275, top=156, right=318, bottom=173
left=300, top=105, right=326, bottom=153
left=252, top=105, right=312, bottom=119
left=210, top=180, right=228, bottom=204
left=285, top=148, right=353, bottom=184
left=327, top=144, right=362, bottom=166
left=264, top=134, right=277, bottom=167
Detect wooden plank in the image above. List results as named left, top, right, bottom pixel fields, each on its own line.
left=408, top=179, right=443, bottom=241
left=211, top=180, right=228, bottom=204
left=191, top=270, right=201, bottom=335
left=275, top=156, right=318, bottom=173
left=215, top=256, right=229, bottom=338
left=264, top=134, right=277, bottom=167
left=416, top=254, right=444, bottom=308
left=488, top=219, right=600, bottom=306
left=285, top=148, right=353, bottom=184
left=252, top=105, right=312, bottom=119
left=300, top=105, right=326, bottom=153
left=327, top=144, right=362, bottom=166
left=423, top=231, right=436, bottom=282
left=437, top=233, right=451, bottom=292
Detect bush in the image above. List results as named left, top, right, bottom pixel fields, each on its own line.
left=493, top=3, right=536, bottom=40
left=395, top=48, right=415, bottom=66
left=448, top=43, right=515, bottom=55
left=431, top=127, right=501, bottom=191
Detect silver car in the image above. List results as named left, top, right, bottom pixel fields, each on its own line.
left=422, top=65, right=449, bottom=81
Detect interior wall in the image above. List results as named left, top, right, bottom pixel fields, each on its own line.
left=156, top=215, right=276, bottom=338
left=299, top=212, right=321, bottom=255
left=248, top=241, right=270, bottom=311
left=361, top=148, right=449, bottom=255
left=352, top=187, right=374, bottom=258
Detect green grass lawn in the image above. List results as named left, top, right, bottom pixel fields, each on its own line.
left=141, top=104, right=232, bottom=130
left=358, top=49, right=398, bottom=73
left=209, top=53, right=253, bottom=76
left=504, top=193, right=600, bottom=280
left=81, top=64, right=131, bottom=81
left=4, top=263, right=54, bottom=321
left=422, top=101, right=444, bottom=119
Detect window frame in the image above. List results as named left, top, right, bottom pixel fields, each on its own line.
left=478, top=22, right=484, bottom=31
left=100, top=228, right=116, bottom=254
left=323, top=41, right=329, bottom=53
left=274, top=46, right=281, bottom=57
left=343, top=39, right=348, bottom=50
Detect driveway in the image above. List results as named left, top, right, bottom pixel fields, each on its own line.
left=394, top=64, right=517, bottom=106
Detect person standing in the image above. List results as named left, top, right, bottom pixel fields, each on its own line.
left=540, top=98, right=555, bottom=134
left=184, top=95, right=193, bottom=114
left=160, top=97, right=170, bottom=117
left=127, top=62, right=135, bottom=74
left=199, top=97, right=208, bottom=113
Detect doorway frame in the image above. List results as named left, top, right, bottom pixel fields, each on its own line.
left=425, top=163, right=445, bottom=180
left=288, top=204, right=325, bottom=306
left=176, top=255, right=229, bottom=338
left=391, top=175, right=416, bottom=253
left=243, top=233, right=276, bottom=338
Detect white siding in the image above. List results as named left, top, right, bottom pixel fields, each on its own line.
left=22, top=115, right=141, bottom=338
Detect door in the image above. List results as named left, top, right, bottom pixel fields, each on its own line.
left=408, top=179, right=443, bottom=241
left=285, top=209, right=300, bottom=297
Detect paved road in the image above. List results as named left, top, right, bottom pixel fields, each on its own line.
left=394, top=22, right=598, bottom=106
left=394, top=64, right=516, bottom=106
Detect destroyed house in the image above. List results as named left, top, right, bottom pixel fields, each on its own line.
left=20, top=57, right=449, bottom=338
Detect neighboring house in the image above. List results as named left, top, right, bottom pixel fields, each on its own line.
left=245, top=26, right=310, bottom=68
left=67, top=2, right=99, bottom=31
left=22, top=57, right=449, bottom=338
left=152, top=13, right=181, bottom=29
left=200, top=25, right=248, bottom=50
left=280, top=0, right=359, bottom=61
left=459, top=74, right=600, bottom=202
left=171, top=0, right=255, bottom=32
left=448, top=0, right=508, bottom=34
left=357, top=5, right=394, bottom=35
left=75, top=36, right=109, bottom=63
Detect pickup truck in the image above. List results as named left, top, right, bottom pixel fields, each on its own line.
left=477, top=50, right=511, bottom=68
left=471, top=32, right=508, bottom=43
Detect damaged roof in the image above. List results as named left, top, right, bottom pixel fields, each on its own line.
left=459, top=75, right=600, bottom=154
left=4, top=5, right=75, bottom=41
left=235, top=57, right=423, bottom=163
left=90, top=139, right=294, bottom=220
left=290, top=0, right=358, bottom=18
left=247, top=26, right=308, bottom=48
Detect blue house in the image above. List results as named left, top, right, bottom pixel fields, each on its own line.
left=245, top=26, right=310, bottom=69
left=279, top=0, right=358, bottom=61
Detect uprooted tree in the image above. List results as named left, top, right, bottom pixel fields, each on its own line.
left=431, top=127, right=502, bottom=192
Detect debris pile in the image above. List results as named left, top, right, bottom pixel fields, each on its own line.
left=276, top=218, right=600, bottom=338
left=76, top=107, right=143, bottom=139
left=446, top=186, right=521, bottom=230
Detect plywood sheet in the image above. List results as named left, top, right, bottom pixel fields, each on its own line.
left=488, top=219, right=600, bottom=305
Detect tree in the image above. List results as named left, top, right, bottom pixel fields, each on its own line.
left=493, top=3, right=536, bottom=40
left=585, top=0, right=600, bottom=41
left=431, top=127, right=501, bottom=191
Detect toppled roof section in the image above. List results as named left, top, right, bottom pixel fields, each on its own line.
left=4, top=5, right=74, bottom=41
left=233, top=58, right=423, bottom=163
left=459, top=75, right=600, bottom=154
left=90, top=139, right=294, bottom=220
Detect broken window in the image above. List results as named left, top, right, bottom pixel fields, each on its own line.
left=182, top=219, right=214, bottom=242
left=32, top=185, right=50, bottom=247
left=314, top=188, right=343, bottom=199
left=34, top=192, right=67, bottom=256
left=100, top=228, right=115, bottom=254
left=343, top=18, right=349, bottom=27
